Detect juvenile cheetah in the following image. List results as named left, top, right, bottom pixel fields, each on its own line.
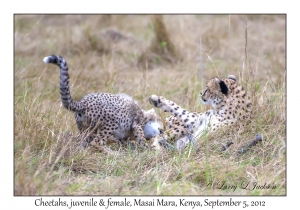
left=149, top=75, right=252, bottom=150
left=43, top=55, right=162, bottom=152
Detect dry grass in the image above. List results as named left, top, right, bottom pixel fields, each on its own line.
left=14, top=14, right=286, bottom=195
left=138, top=15, right=180, bottom=68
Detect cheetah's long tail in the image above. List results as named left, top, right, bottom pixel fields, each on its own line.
left=43, top=55, right=81, bottom=112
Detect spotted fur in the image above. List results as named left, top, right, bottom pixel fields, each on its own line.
left=149, top=75, right=252, bottom=151
left=43, top=55, right=161, bottom=152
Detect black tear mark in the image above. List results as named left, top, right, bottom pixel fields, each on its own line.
left=219, top=80, right=229, bottom=95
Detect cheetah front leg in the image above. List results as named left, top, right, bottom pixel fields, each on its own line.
left=149, top=95, right=199, bottom=127
left=132, top=121, right=148, bottom=150
left=188, top=110, right=215, bottom=139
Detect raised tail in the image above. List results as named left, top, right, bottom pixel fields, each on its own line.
left=43, top=55, right=81, bottom=112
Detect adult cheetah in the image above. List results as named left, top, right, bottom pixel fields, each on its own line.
left=149, top=75, right=252, bottom=151
left=43, top=55, right=162, bottom=152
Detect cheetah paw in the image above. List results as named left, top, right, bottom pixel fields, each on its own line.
left=149, top=95, right=160, bottom=107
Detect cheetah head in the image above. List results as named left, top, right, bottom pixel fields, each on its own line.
left=142, top=108, right=164, bottom=139
left=200, top=75, right=236, bottom=108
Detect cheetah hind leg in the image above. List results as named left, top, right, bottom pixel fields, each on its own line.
left=85, top=131, right=120, bottom=154
left=90, top=136, right=120, bottom=154
left=120, top=139, right=137, bottom=150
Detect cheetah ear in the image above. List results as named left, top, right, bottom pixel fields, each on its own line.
left=213, top=78, right=221, bottom=88
left=228, top=75, right=236, bottom=81
left=219, top=80, right=229, bottom=95
left=214, top=78, right=221, bottom=83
